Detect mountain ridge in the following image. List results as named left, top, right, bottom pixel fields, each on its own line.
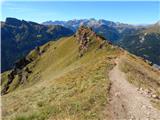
left=118, top=23, right=160, bottom=66
left=43, top=19, right=147, bottom=43
left=1, top=17, right=74, bottom=72
left=2, top=26, right=160, bottom=120
left=43, top=19, right=160, bottom=66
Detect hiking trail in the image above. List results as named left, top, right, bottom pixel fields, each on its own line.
left=105, top=54, right=160, bottom=120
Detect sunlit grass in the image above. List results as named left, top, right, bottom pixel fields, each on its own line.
left=2, top=35, right=119, bottom=120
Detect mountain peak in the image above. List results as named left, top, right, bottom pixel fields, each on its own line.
left=5, top=17, right=22, bottom=26
left=75, top=26, right=107, bottom=57
left=76, top=25, right=106, bottom=40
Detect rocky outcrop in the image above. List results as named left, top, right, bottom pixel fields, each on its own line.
left=14, top=57, right=31, bottom=69
left=75, top=26, right=107, bottom=57
left=76, top=26, right=91, bottom=57
left=1, top=57, right=32, bottom=95
left=1, top=44, right=47, bottom=95
left=137, top=88, right=160, bottom=100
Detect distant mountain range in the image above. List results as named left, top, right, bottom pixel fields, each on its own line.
left=43, top=19, right=160, bottom=66
left=118, top=22, right=160, bottom=66
left=2, top=26, right=160, bottom=120
left=1, top=17, right=160, bottom=72
left=43, top=19, right=119, bottom=31
left=1, top=17, right=74, bottom=72
left=42, top=18, right=142, bottom=31
left=42, top=18, right=146, bottom=42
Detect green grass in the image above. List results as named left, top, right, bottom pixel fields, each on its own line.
left=2, top=35, right=119, bottom=120
left=1, top=71, right=10, bottom=87
left=2, top=29, right=159, bottom=119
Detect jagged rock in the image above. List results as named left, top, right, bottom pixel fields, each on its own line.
left=41, top=43, right=50, bottom=53
left=25, top=67, right=32, bottom=73
left=76, top=26, right=107, bottom=57
left=19, top=71, right=28, bottom=84
left=137, top=87, right=160, bottom=100
left=1, top=84, right=9, bottom=95
left=8, top=71, right=15, bottom=82
left=35, top=46, right=41, bottom=55
left=15, top=57, right=31, bottom=69
left=1, top=70, right=16, bottom=95
left=76, top=26, right=92, bottom=56
left=98, top=41, right=106, bottom=49
left=1, top=56, right=32, bottom=95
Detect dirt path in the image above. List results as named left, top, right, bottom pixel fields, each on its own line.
left=105, top=55, right=160, bottom=120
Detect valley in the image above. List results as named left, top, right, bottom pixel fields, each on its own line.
left=1, top=17, right=74, bottom=72
left=43, top=19, right=160, bottom=67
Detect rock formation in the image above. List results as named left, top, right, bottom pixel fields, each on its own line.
left=75, top=26, right=107, bottom=57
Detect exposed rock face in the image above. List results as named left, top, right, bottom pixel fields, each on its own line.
left=76, top=26, right=92, bottom=57
left=75, top=26, right=107, bottom=57
left=15, top=57, right=31, bottom=69
left=1, top=44, right=47, bottom=95
left=1, top=56, right=33, bottom=95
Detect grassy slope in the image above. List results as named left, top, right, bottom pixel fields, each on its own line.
left=2, top=34, right=160, bottom=120
left=143, top=24, right=160, bottom=34
left=2, top=36, right=121, bottom=120
left=119, top=53, right=160, bottom=109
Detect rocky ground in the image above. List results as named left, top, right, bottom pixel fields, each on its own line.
left=105, top=53, right=160, bottom=120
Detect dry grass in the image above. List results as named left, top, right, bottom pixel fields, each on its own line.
left=119, top=53, right=160, bottom=110
left=2, top=36, right=120, bottom=120
left=2, top=32, right=159, bottom=119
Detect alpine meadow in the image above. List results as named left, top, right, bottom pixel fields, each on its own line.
left=1, top=1, right=160, bottom=120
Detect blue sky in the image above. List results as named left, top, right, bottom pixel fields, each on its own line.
left=1, top=1, right=160, bottom=24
